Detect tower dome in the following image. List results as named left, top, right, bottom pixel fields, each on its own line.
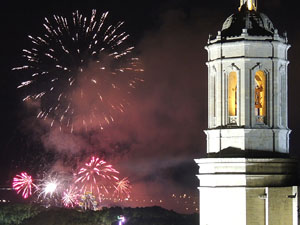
left=221, top=4, right=275, bottom=37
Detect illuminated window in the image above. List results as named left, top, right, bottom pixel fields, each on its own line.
left=254, top=70, right=266, bottom=121
left=228, top=72, right=237, bottom=117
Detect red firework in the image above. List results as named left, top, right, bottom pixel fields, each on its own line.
left=75, top=156, right=119, bottom=199
left=12, top=172, right=34, bottom=199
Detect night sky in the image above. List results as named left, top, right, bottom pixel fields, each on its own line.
left=0, top=0, right=299, bottom=213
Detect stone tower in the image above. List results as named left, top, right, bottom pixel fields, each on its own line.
left=195, top=1, right=298, bottom=225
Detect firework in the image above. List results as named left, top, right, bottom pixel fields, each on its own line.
left=37, top=177, right=60, bottom=199
left=114, top=177, right=131, bottom=199
left=62, top=186, right=79, bottom=207
left=14, top=10, right=144, bottom=132
left=75, top=156, right=119, bottom=200
left=12, top=172, right=35, bottom=199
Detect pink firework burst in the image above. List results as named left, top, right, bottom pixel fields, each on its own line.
left=62, top=186, right=79, bottom=208
left=75, top=156, right=119, bottom=200
left=12, top=172, right=35, bottom=199
left=114, top=177, right=131, bottom=199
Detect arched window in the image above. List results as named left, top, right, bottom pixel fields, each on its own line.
left=228, top=72, right=237, bottom=118
left=254, top=70, right=266, bottom=123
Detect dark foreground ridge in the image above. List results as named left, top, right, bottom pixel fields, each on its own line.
left=0, top=203, right=198, bottom=225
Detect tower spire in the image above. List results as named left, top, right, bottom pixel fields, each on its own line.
left=239, top=0, right=257, bottom=11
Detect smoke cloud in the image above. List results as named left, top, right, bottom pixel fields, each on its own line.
left=20, top=7, right=224, bottom=212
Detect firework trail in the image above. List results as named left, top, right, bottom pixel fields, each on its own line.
left=12, top=172, right=35, bottom=199
left=74, top=156, right=119, bottom=200
left=14, top=10, right=143, bottom=132
left=114, top=177, right=131, bottom=199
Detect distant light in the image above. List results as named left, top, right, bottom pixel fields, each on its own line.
left=118, top=215, right=125, bottom=225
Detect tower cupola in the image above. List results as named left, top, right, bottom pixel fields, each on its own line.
left=222, top=6, right=274, bottom=37
left=205, top=2, right=290, bottom=155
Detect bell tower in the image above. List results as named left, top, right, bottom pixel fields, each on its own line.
left=195, top=1, right=298, bottom=225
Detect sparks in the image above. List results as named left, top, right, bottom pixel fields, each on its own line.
left=62, top=186, right=79, bottom=207
left=38, top=177, right=59, bottom=198
left=74, top=156, right=119, bottom=200
left=13, top=10, right=143, bottom=132
left=114, top=177, right=131, bottom=200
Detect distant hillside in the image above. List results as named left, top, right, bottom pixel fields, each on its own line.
left=0, top=203, right=198, bottom=225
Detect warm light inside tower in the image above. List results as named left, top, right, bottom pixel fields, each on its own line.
left=239, top=0, right=257, bottom=11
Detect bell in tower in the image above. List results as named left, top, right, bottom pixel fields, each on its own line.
left=195, top=1, right=298, bottom=225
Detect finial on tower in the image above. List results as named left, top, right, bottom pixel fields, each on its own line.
left=239, top=0, right=257, bottom=11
